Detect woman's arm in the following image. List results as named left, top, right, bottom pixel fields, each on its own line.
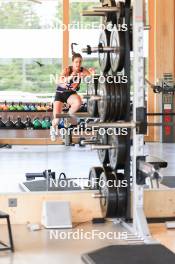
left=82, top=68, right=95, bottom=76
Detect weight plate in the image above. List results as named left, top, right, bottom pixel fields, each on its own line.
left=109, top=82, right=116, bottom=121
left=99, top=30, right=111, bottom=73
left=97, top=81, right=111, bottom=122
left=97, top=131, right=109, bottom=165
left=113, top=83, right=127, bottom=121
left=87, top=77, right=99, bottom=117
left=88, top=167, right=104, bottom=190
left=108, top=134, right=127, bottom=170
left=114, top=172, right=127, bottom=218
left=110, top=28, right=125, bottom=73
left=99, top=170, right=117, bottom=218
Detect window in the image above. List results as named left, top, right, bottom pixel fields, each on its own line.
left=0, top=0, right=62, bottom=94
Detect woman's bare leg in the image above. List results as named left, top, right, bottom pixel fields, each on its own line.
left=52, top=101, right=64, bottom=129
left=67, top=94, right=82, bottom=125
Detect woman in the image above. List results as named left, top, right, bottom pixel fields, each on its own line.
left=50, top=53, right=94, bottom=141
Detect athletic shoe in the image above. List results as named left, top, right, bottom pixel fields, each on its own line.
left=50, top=126, right=58, bottom=142
left=64, top=118, right=72, bottom=128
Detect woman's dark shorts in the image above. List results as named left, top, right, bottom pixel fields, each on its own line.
left=54, top=91, right=77, bottom=103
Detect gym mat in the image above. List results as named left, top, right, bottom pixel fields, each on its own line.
left=161, top=176, right=175, bottom=188
left=82, top=244, right=175, bottom=264
left=20, top=180, right=81, bottom=192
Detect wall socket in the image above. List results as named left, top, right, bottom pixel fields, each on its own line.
left=8, top=198, right=17, bottom=207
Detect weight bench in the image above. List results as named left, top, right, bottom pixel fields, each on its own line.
left=0, top=211, right=14, bottom=252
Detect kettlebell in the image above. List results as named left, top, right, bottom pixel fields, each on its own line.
left=16, top=102, right=24, bottom=111
left=15, top=117, right=25, bottom=129
left=9, top=102, right=16, bottom=111
left=25, top=117, right=34, bottom=130
left=24, top=104, right=30, bottom=111
left=41, top=117, right=51, bottom=129
left=0, top=117, right=6, bottom=129
left=30, top=104, right=36, bottom=111
left=33, top=118, right=42, bottom=129
left=5, top=117, right=15, bottom=129
left=2, top=101, right=9, bottom=111
left=37, top=103, right=43, bottom=111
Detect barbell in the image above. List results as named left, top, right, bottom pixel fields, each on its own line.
left=82, top=28, right=125, bottom=73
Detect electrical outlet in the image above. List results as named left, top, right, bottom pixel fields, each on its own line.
left=8, top=198, right=17, bottom=207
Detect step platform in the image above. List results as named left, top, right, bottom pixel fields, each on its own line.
left=82, top=244, right=175, bottom=264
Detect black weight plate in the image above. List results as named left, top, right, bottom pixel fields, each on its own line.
left=88, top=167, right=104, bottom=190
left=115, top=172, right=127, bottom=218
left=119, top=83, right=127, bottom=120
left=99, top=30, right=111, bottom=73
left=97, top=131, right=109, bottom=165
left=108, top=134, right=127, bottom=170
left=97, top=81, right=111, bottom=122
left=113, top=83, right=127, bottom=121
left=109, top=82, right=116, bottom=122
left=110, top=28, right=125, bottom=73
left=87, top=77, right=99, bottom=117
left=99, top=170, right=117, bottom=218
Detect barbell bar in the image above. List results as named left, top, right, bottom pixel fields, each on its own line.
left=82, top=45, right=120, bottom=54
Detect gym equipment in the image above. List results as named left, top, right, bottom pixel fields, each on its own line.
left=110, top=28, right=125, bottom=73
left=9, top=102, right=16, bottom=111
left=41, top=117, right=52, bottom=129
left=24, top=104, right=30, bottom=111
left=0, top=117, right=6, bottom=128
left=33, top=118, right=42, bottom=129
left=5, top=117, right=15, bottom=129
left=88, top=167, right=104, bottom=190
left=99, top=30, right=111, bottom=73
left=82, top=245, right=175, bottom=264
left=87, top=76, right=99, bottom=117
left=108, top=134, right=127, bottom=170
left=82, top=26, right=125, bottom=73
left=97, top=169, right=127, bottom=218
left=16, top=102, right=24, bottom=111
left=26, top=170, right=55, bottom=181
left=14, top=117, right=25, bottom=129
left=96, top=132, right=109, bottom=165
left=29, top=104, right=36, bottom=111
left=97, top=80, right=127, bottom=122
left=25, top=117, right=34, bottom=130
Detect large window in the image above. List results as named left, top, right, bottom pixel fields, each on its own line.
left=0, top=0, right=62, bottom=94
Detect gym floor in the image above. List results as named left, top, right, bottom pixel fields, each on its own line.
left=0, top=143, right=174, bottom=193
left=0, top=222, right=175, bottom=264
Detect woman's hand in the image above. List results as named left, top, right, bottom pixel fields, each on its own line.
left=88, top=68, right=96, bottom=75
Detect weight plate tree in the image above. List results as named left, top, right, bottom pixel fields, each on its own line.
left=84, top=0, right=131, bottom=219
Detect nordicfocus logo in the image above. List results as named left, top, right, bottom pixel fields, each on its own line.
left=49, top=175, right=128, bottom=189
left=59, top=126, right=128, bottom=137
left=50, top=74, right=128, bottom=85
left=49, top=229, right=128, bottom=241
left=53, top=22, right=128, bottom=31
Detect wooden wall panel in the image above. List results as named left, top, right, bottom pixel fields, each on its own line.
left=147, top=0, right=175, bottom=141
